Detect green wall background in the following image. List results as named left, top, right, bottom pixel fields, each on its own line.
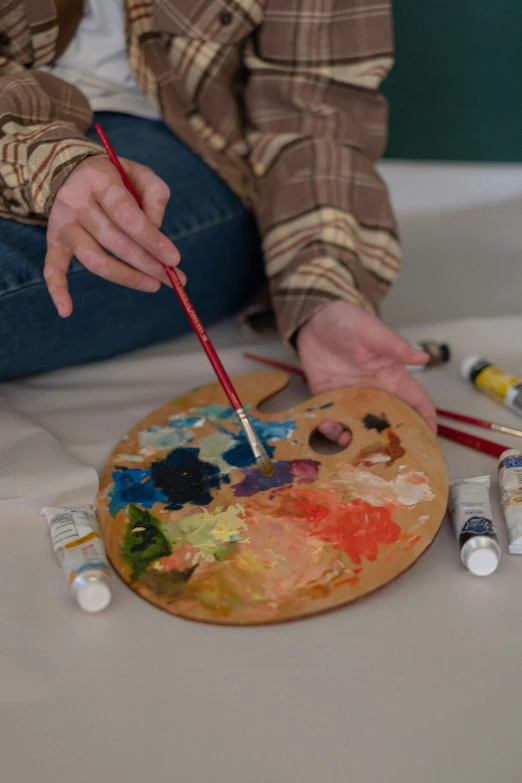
left=382, top=1, right=522, bottom=161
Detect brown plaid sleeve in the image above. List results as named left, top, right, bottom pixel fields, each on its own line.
left=0, top=63, right=102, bottom=224
left=243, top=0, right=400, bottom=344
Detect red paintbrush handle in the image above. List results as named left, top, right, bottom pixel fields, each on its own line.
left=436, top=408, right=493, bottom=430
left=95, top=124, right=242, bottom=411
left=163, top=267, right=242, bottom=409
left=437, top=424, right=506, bottom=458
left=243, top=352, right=305, bottom=377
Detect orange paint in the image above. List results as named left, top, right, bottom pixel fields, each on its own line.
left=253, top=487, right=401, bottom=566
left=307, top=499, right=401, bottom=565
left=352, top=429, right=405, bottom=468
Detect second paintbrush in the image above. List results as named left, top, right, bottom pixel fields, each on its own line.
left=95, top=124, right=273, bottom=477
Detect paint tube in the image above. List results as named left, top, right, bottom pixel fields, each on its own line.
left=448, top=476, right=501, bottom=576
left=407, top=341, right=451, bottom=373
left=498, top=449, right=522, bottom=554
left=41, top=506, right=111, bottom=612
left=461, top=356, right=522, bottom=417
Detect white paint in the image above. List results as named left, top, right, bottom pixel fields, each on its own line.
left=360, top=453, right=391, bottom=465
left=334, top=469, right=434, bottom=508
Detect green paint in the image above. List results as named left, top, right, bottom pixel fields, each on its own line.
left=115, top=454, right=145, bottom=462
left=166, top=505, right=247, bottom=562
left=122, top=505, right=172, bottom=581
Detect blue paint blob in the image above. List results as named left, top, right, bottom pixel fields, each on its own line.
left=108, top=468, right=167, bottom=516
left=220, top=413, right=295, bottom=468
left=248, top=415, right=297, bottom=441
left=319, top=402, right=334, bottom=410
left=189, top=410, right=296, bottom=470
left=150, top=447, right=228, bottom=510
left=223, top=437, right=276, bottom=469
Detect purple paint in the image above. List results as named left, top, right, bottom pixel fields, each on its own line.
left=233, top=459, right=320, bottom=497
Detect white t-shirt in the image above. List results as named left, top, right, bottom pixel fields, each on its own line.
left=38, top=0, right=161, bottom=120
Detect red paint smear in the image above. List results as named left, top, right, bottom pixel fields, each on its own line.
left=253, top=488, right=402, bottom=567
left=306, top=498, right=401, bottom=565
left=336, top=576, right=361, bottom=587
left=402, top=534, right=422, bottom=552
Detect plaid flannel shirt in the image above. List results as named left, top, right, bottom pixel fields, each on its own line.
left=0, top=0, right=399, bottom=342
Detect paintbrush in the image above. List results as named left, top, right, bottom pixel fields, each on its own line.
left=243, top=352, right=304, bottom=377
left=96, top=124, right=274, bottom=476
left=436, top=408, right=522, bottom=438
left=437, top=424, right=507, bottom=458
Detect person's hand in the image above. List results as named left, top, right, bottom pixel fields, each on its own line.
left=297, top=301, right=437, bottom=444
left=44, top=155, right=185, bottom=317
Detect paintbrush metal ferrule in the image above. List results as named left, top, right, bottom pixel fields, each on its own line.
left=493, top=424, right=522, bottom=438
left=436, top=408, right=522, bottom=439
left=235, top=408, right=274, bottom=475
left=235, top=407, right=267, bottom=460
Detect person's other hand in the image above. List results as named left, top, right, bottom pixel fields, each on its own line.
left=44, top=155, right=185, bottom=317
left=297, top=301, right=437, bottom=445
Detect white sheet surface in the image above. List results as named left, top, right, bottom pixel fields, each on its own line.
left=2, top=317, right=522, bottom=783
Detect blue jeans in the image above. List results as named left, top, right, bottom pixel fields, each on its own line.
left=0, top=113, right=264, bottom=381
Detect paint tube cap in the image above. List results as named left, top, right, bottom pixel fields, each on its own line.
left=74, top=572, right=112, bottom=613
left=499, top=448, right=522, bottom=465
left=439, top=344, right=451, bottom=364
left=461, top=536, right=500, bottom=577
left=460, top=355, right=482, bottom=380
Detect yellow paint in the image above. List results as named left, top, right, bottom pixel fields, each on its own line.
left=475, top=364, right=521, bottom=405
left=211, top=505, right=248, bottom=544
left=64, top=531, right=100, bottom=549
left=68, top=568, right=110, bottom=586
left=234, top=549, right=268, bottom=573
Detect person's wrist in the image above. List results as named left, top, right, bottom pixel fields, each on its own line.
left=296, top=300, right=361, bottom=352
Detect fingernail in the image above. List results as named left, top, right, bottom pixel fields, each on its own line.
left=165, top=250, right=180, bottom=265
left=142, top=279, right=160, bottom=293
left=56, top=299, right=67, bottom=317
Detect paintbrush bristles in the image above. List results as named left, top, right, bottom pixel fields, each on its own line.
left=257, top=454, right=275, bottom=477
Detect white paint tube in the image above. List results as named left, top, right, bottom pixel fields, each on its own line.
left=498, top=449, right=522, bottom=554
left=448, top=476, right=501, bottom=576
left=41, top=506, right=112, bottom=612
left=407, top=341, right=451, bottom=373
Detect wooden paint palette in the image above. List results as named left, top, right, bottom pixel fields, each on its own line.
left=97, top=371, right=448, bottom=625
